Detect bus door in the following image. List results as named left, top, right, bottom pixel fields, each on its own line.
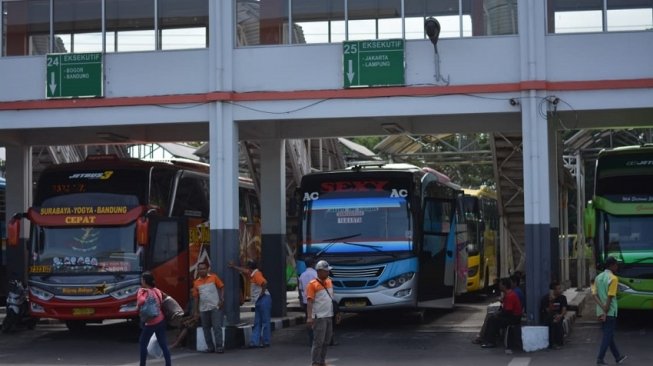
left=146, top=217, right=190, bottom=309
left=417, top=197, right=456, bottom=308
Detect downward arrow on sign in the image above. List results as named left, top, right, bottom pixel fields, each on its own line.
left=49, top=72, right=57, bottom=95
left=347, top=59, right=355, bottom=83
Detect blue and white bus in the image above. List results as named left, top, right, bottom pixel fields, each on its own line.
left=296, top=163, right=468, bottom=311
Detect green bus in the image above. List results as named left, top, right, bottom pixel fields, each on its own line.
left=584, top=145, right=653, bottom=310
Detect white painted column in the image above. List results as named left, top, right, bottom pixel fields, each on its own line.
left=4, top=145, right=32, bottom=283
left=260, top=139, right=287, bottom=317
left=519, top=0, right=556, bottom=324
left=210, top=103, right=240, bottom=325
left=207, top=0, right=241, bottom=348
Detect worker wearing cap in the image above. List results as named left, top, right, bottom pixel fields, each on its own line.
left=306, top=260, right=335, bottom=366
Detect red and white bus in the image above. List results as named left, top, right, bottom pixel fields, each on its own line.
left=7, top=155, right=219, bottom=331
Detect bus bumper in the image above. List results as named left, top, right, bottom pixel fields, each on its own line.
left=29, top=296, right=138, bottom=320
left=335, top=283, right=416, bottom=312
left=617, top=290, right=653, bottom=310
left=467, top=273, right=481, bottom=292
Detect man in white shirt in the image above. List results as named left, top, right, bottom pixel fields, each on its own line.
left=298, top=257, right=318, bottom=346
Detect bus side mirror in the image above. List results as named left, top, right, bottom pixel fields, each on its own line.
left=136, top=217, right=149, bottom=246
left=7, top=213, right=25, bottom=247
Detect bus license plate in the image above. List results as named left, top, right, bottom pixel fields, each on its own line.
left=72, top=308, right=95, bottom=316
left=344, top=299, right=366, bottom=307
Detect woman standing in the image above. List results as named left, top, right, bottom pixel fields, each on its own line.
left=229, top=259, right=272, bottom=347
left=137, top=271, right=172, bottom=366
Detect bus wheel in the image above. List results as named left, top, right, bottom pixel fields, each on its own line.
left=65, top=320, right=87, bottom=332
left=416, top=309, right=426, bottom=323
left=27, top=317, right=38, bottom=330
left=415, top=309, right=434, bottom=324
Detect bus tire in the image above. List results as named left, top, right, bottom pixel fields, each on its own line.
left=65, top=320, right=87, bottom=332
left=415, top=309, right=434, bottom=324
left=27, top=317, right=38, bottom=330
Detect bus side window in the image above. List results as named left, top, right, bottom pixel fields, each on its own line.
left=152, top=221, right=179, bottom=265
left=423, top=198, right=451, bottom=232
left=150, top=169, right=175, bottom=210
left=172, top=174, right=209, bottom=218
left=422, top=198, right=450, bottom=255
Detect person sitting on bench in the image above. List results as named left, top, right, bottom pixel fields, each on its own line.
left=480, top=277, right=523, bottom=348
left=540, top=280, right=567, bottom=349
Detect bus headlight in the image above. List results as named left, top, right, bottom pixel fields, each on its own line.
left=617, top=282, right=632, bottom=293
left=394, top=289, right=412, bottom=297
left=31, top=302, right=45, bottom=313
left=382, top=272, right=415, bottom=288
left=30, top=286, right=54, bottom=301
left=468, top=265, right=479, bottom=277
left=120, top=301, right=138, bottom=313
left=110, top=285, right=140, bottom=300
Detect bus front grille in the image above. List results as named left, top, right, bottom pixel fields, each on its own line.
left=331, top=266, right=385, bottom=278
left=333, top=280, right=380, bottom=288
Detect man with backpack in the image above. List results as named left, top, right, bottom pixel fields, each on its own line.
left=137, top=271, right=171, bottom=366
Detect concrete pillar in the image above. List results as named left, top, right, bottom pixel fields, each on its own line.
left=550, top=127, right=562, bottom=283
left=207, top=0, right=242, bottom=348
left=522, top=95, right=558, bottom=325
left=260, top=139, right=287, bottom=317
left=576, top=153, right=589, bottom=288
left=4, top=145, right=32, bottom=283
left=209, top=102, right=241, bottom=347
left=519, top=0, right=556, bottom=324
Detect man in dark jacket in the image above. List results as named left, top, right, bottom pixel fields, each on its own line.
left=540, top=280, right=567, bottom=349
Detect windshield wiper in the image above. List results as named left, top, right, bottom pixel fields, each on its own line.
left=341, top=240, right=398, bottom=258
left=314, top=234, right=397, bottom=258
left=314, top=234, right=361, bottom=258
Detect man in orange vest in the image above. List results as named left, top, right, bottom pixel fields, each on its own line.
left=192, top=262, right=225, bottom=353
left=306, top=260, right=336, bottom=366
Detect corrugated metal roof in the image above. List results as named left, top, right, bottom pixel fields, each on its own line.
left=157, top=142, right=200, bottom=161
left=374, top=134, right=453, bottom=155
left=337, top=137, right=379, bottom=158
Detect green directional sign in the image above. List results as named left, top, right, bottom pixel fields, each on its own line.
left=46, top=53, right=103, bottom=98
left=343, top=39, right=405, bottom=88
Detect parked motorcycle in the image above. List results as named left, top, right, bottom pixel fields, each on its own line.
left=2, top=280, right=37, bottom=333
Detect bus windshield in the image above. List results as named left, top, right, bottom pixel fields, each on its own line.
left=302, top=196, right=412, bottom=255
left=602, top=213, right=653, bottom=254
left=30, top=224, right=141, bottom=274
left=35, top=168, right=149, bottom=205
